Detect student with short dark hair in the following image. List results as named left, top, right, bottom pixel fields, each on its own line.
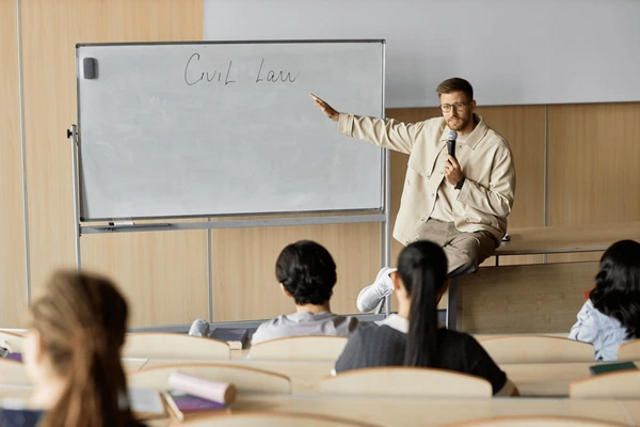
left=189, top=240, right=358, bottom=344
left=334, top=240, right=518, bottom=396
left=569, top=240, right=640, bottom=361
left=0, top=270, right=143, bottom=427
left=250, top=240, right=358, bottom=344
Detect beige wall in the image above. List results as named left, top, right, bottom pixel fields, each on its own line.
left=19, top=0, right=206, bottom=327
left=0, top=0, right=28, bottom=327
left=1, top=0, right=639, bottom=329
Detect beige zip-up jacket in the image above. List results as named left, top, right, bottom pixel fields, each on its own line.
left=338, top=113, right=515, bottom=245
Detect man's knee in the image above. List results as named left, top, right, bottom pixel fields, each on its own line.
left=444, top=236, right=484, bottom=277
left=448, top=252, right=479, bottom=277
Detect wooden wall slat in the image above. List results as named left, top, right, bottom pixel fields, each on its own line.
left=80, top=230, right=209, bottom=327
left=20, top=0, right=205, bottom=326
left=211, top=223, right=381, bottom=322
left=547, top=103, right=640, bottom=263
left=458, top=262, right=598, bottom=334
left=0, top=0, right=28, bottom=327
left=476, top=105, right=546, bottom=266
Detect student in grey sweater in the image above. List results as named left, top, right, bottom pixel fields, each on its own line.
left=250, top=240, right=358, bottom=344
left=189, top=240, right=358, bottom=344
left=335, top=240, right=518, bottom=396
left=569, top=240, right=640, bottom=361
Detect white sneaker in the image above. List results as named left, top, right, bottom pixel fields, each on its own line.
left=188, top=319, right=210, bottom=337
left=356, top=267, right=397, bottom=313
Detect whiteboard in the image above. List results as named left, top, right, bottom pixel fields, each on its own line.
left=76, top=41, right=385, bottom=221
left=204, top=0, right=640, bottom=107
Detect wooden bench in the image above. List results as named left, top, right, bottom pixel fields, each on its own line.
left=445, top=221, right=640, bottom=332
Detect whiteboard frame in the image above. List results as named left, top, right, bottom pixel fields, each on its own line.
left=71, top=40, right=391, bottom=327
left=75, top=39, right=387, bottom=221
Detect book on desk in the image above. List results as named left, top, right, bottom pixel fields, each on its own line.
left=209, top=328, right=250, bottom=350
left=163, top=389, right=229, bottom=421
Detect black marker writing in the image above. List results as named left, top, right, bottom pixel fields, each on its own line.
left=256, top=58, right=300, bottom=83
left=184, top=53, right=236, bottom=86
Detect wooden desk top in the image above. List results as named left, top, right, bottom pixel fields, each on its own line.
left=139, top=358, right=334, bottom=395
left=2, top=386, right=638, bottom=426
left=230, top=395, right=638, bottom=427
left=495, top=221, right=640, bottom=256
left=136, top=358, right=640, bottom=398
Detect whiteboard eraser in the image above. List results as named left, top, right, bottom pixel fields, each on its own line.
left=83, top=58, right=97, bottom=79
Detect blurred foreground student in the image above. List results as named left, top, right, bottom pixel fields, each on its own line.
left=0, top=270, right=143, bottom=427
left=569, top=240, right=640, bottom=361
left=335, top=240, right=518, bottom=396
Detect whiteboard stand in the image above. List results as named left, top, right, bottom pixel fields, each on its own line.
left=68, top=123, right=392, bottom=330
left=67, top=124, right=82, bottom=268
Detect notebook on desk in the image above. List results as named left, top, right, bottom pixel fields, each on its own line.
left=209, top=328, right=249, bottom=350
left=589, top=361, right=638, bottom=375
left=163, top=390, right=229, bottom=421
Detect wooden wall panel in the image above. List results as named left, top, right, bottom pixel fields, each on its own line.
left=0, top=0, right=28, bottom=328
left=458, top=262, right=597, bottom=334
left=80, top=230, right=209, bottom=328
left=20, top=0, right=205, bottom=320
left=476, top=105, right=546, bottom=266
left=547, top=103, right=640, bottom=263
left=211, top=223, right=381, bottom=321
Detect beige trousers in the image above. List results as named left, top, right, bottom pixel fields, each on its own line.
left=417, top=219, right=498, bottom=277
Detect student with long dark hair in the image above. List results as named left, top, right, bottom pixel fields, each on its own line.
left=0, top=270, right=143, bottom=427
left=335, top=240, right=517, bottom=396
left=569, top=240, right=640, bottom=361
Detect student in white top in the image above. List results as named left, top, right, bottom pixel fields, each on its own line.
left=569, top=240, right=640, bottom=361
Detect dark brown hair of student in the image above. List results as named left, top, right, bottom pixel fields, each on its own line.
left=589, top=239, right=640, bottom=339
left=397, top=240, right=448, bottom=368
left=275, top=240, right=337, bottom=305
left=436, top=77, right=474, bottom=100
left=28, top=270, right=137, bottom=427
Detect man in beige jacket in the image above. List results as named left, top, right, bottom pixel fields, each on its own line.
left=311, top=77, right=515, bottom=312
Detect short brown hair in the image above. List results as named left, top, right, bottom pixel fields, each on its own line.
left=436, top=78, right=474, bottom=100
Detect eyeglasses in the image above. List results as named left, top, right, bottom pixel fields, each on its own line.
left=440, top=102, right=468, bottom=113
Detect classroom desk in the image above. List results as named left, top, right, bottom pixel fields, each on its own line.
left=620, top=401, right=640, bottom=426
left=495, top=221, right=640, bottom=256
left=0, top=385, right=32, bottom=401
left=501, top=362, right=598, bottom=397
left=2, top=385, right=639, bottom=426
left=138, top=358, right=640, bottom=398
left=123, top=358, right=149, bottom=372
left=139, top=358, right=333, bottom=395
left=227, top=395, right=640, bottom=427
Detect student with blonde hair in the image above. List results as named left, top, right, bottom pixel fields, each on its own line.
left=0, top=270, right=143, bottom=427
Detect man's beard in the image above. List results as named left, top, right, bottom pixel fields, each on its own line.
left=446, top=115, right=470, bottom=131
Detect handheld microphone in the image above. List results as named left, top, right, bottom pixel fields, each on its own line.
left=447, top=130, right=457, bottom=159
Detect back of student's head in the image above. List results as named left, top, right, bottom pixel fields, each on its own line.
left=27, top=270, right=136, bottom=427
left=590, top=239, right=640, bottom=339
left=396, top=240, right=448, bottom=368
left=275, top=240, right=337, bottom=305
